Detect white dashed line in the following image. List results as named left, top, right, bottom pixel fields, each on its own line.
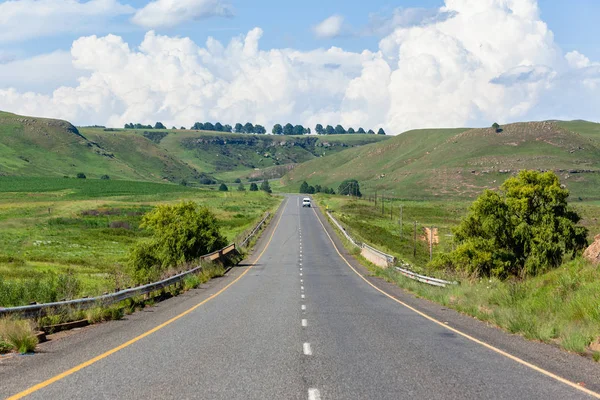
left=303, top=343, right=312, bottom=355
left=300, top=279, right=303, bottom=283
left=301, top=294, right=305, bottom=299
left=301, top=304, right=306, bottom=311
left=301, top=286, right=304, bottom=291
left=300, top=273, right=303, bottom=276
left=302, top=319, right=308, bottom=327
left=308, top=388, right=321, bottom=400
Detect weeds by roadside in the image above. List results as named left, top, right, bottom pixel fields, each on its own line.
left=0, top=319, right=38, bottom=354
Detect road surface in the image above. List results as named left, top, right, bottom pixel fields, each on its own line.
left=2, top=196, right=599, bottom=399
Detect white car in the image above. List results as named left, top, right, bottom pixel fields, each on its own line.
left=302, top=197, right=311, bottom=207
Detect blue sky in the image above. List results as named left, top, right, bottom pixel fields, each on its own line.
left=7, top=1, right=600, bottom=61
left=0, top=0, right=599, bottom=132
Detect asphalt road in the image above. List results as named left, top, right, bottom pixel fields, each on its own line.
left=2, top=196, right=599, bottom=399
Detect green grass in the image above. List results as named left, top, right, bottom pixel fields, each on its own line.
left=0, top=177, right=280, bottom=307
left=284, top=121, right=600, bottom=200
left=322, top=194, right=600, bottom=355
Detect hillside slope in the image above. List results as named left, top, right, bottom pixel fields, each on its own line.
left=283, top=121, right=600, bottom=200
left=0, top=111, right=387, bottom=183
left=0, top=111, right=202, bottom=182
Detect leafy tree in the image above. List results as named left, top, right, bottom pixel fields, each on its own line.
left=314, top=184, right=322, bottom=193
left=347, top=127, right=355, bottom=134
left=199, top=176, right=216, bottom=185
left=335, top=124, right=346, bottom=134
left=244, top=122, right=255, bottom=134
left=129, top=202, right=227, bottom=282
left=293, top=124, right=305, bottom=135
left=234, top=123, right=244, bottom=133
left=357, top=127, right=366, bottom=134
left=283, top=123, right=294, bottom=135
left=367, top=129, right=375, bottom=134
left=254, top=124, right=266, bottom=134
left=180, top=126, right=186, bottom=130
left=432, top=170, right=588, bottom=279
left=299, top=181, right=310, bottom=193
left=272, top=124, right=283, bottom=135
left=172, top=126, right=177, bottom=130
left=260, top=180, right=272, bottom=193
left=492, top=122, right=503, bottom=133
left=306, top=127, right=311, bottom=134
left=214, top=122, right=224, bottom=132
left=237, top=182, right=246, bottom=191
left=218, top=183, right=228, bottom=191
left=338, top=179, right=361, bottom=197
left=328, top=188, right=336, bottom=195
left=192, top=122, right=204, bottom=130
left=180, top=179, right=188, bottom=187
left=249, top=182, right=259, bottom=191
left=315, top=124, right=324, bottom=134
left=223, top=124, right=233, bottom=133
left=307, top=185, right=315, bottom=194
left=100, top=174, right=110, bottom=180
left=325, top=125, right=335, bottom=135
left=234, top=178, right=242, bottom=183
left=124, top=123, right=134, bottom=129
left=377, top=128, right=386, bottom=135
left=204, top=122, right=215, bottom=131
left=76, top=172, right=86, bottom=179
left=154, top=122, right=166, bottom=129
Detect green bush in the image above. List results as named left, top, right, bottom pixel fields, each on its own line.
left=338, top=179, right=361, bottom=197
left=219, top=183, right=228, bottom=192
left=100, top=175, right=110, bottom=180
left=128, top=202, right=227, bottom=282
left=76, top=172, right=86, bottom=179
left=432, top=170, right=588, bottom=278
left=249, top=183, right=258, bottom=191
left=0, top=340, right=13, bottom=354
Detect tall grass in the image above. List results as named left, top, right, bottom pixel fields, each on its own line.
left=0, top=319, right=38, bottom=354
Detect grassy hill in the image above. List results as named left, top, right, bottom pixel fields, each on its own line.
left=96, top=127, right=389, bottom=181
left=0, top=111, right=388, bottom=183
left=283, top=121, right=600, bottom=200
left=0, top=111, right=202, bottom=183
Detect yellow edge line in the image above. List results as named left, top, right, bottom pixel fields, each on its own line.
left=8, top=198, right=288, bottom=400
left=312, top=207, right=600, bottom=399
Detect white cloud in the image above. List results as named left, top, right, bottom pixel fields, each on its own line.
left=0, top=0, right=134, bottom=43
left=132, top=0, right=233, bottom=28
left=313, top=15, right=345, bottom=39
left=1, top=0, right=600, bottom=132
left=0, top=51, right=83, bottom=93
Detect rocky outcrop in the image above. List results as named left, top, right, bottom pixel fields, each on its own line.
left=583, top=234, right=600, bottom=265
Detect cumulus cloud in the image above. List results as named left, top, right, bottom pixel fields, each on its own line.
left=0, top=0, right=134, bottom=43
left=313, top=15, right=345, bottom=39
left=132, top=0, right=233, bottom=28
left=1, top=0, right=599, bottom=132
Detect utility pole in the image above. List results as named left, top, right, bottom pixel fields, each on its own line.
left=374, top=189, right=377, bottom=207
left=381, top=191, right=385, bottom=215
left=429, top=226, right=433, bottom=261
left=413, top=221, right=417, bottom=258
left=399, top=205, right=403, bottom=240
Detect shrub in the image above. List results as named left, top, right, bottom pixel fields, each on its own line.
left=219, top=183, right=228, bottom=192
left=0, top=319, right=38, bottom=354
left=129, top=202, right=227, bottom=282
left=0, top=340, right=13, bottom=354
left=234, top=178, right=242, bottom=183
left=260, top=180, right=272, bottom=193
left=249, top=183, right=259, bottom=191
left=338, top=179, right=361, bottom=197
left=109, top=221, right=132, bottom=230
left=237, top=183, right=245, bottom=191
left=100, top=175, right=110, bottom=180
left=433, top=170, right=588, bottom=278
left=76, top=172, right=86, bottom=179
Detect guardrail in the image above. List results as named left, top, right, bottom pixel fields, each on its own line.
left=325, top=209, right=456, bottom=287
left=239, top=212, right=270, bottom=248
left=0, top=244, right=238, bottom=319
left=362, top=243, right=396, bottom=267
left=326, top=211, right=360, bottom=248
left=395, top=266, right=458, bottom=288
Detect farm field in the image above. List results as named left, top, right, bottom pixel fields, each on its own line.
left=0, top=177, right=280, bottom=306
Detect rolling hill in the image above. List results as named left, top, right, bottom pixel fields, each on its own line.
left=0, top=111, right=388, bottom=183
left=282, top=121, right=600, bottom=200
